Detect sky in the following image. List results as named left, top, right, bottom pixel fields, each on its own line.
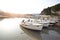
left=0, top=0, right=60, bottom=14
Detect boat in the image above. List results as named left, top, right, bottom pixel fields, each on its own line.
left=20, top=19, right=44, bottom=30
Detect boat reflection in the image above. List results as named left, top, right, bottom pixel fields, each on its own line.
left=20, top=26, right=60, bottom=40
left=20, top=26, right=42, bottom=40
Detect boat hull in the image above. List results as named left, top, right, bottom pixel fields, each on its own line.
left=20, top=24, right=43, bottom=30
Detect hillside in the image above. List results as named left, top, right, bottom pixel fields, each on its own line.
left=40, top=3, right=60, bottom=16
left=0, top=11, right=33, bottom=18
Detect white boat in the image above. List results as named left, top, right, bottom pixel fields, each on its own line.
left=37, top=19, right=50, bottom=27
left=20, top=19, right=44, bottom=30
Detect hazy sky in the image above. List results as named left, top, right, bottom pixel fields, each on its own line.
left=0, top=0, right=60, bottom=14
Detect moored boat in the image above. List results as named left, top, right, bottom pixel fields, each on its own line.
left=20, top=19, right=44, bottom=30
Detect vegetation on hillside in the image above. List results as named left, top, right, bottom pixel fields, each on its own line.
left=41, top=3, right=60, bottom=16
left=51, top=4, right=60, bottom=12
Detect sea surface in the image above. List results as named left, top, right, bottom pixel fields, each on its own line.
left=0, top=18, right=60, bottom=40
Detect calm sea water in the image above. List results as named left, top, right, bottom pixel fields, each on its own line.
left=0, top=18, right=60, bottom=40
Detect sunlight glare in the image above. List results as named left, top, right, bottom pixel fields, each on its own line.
left=0, top=18, right=21, bottom=32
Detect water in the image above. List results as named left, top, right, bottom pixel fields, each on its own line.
left=0, top=18, right=60, bottom=40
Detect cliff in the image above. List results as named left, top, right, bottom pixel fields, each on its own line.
left=40, top=3, right=60, bottom=16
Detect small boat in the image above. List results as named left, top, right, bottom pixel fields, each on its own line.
left=20, top=18, right=49, bottom=30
